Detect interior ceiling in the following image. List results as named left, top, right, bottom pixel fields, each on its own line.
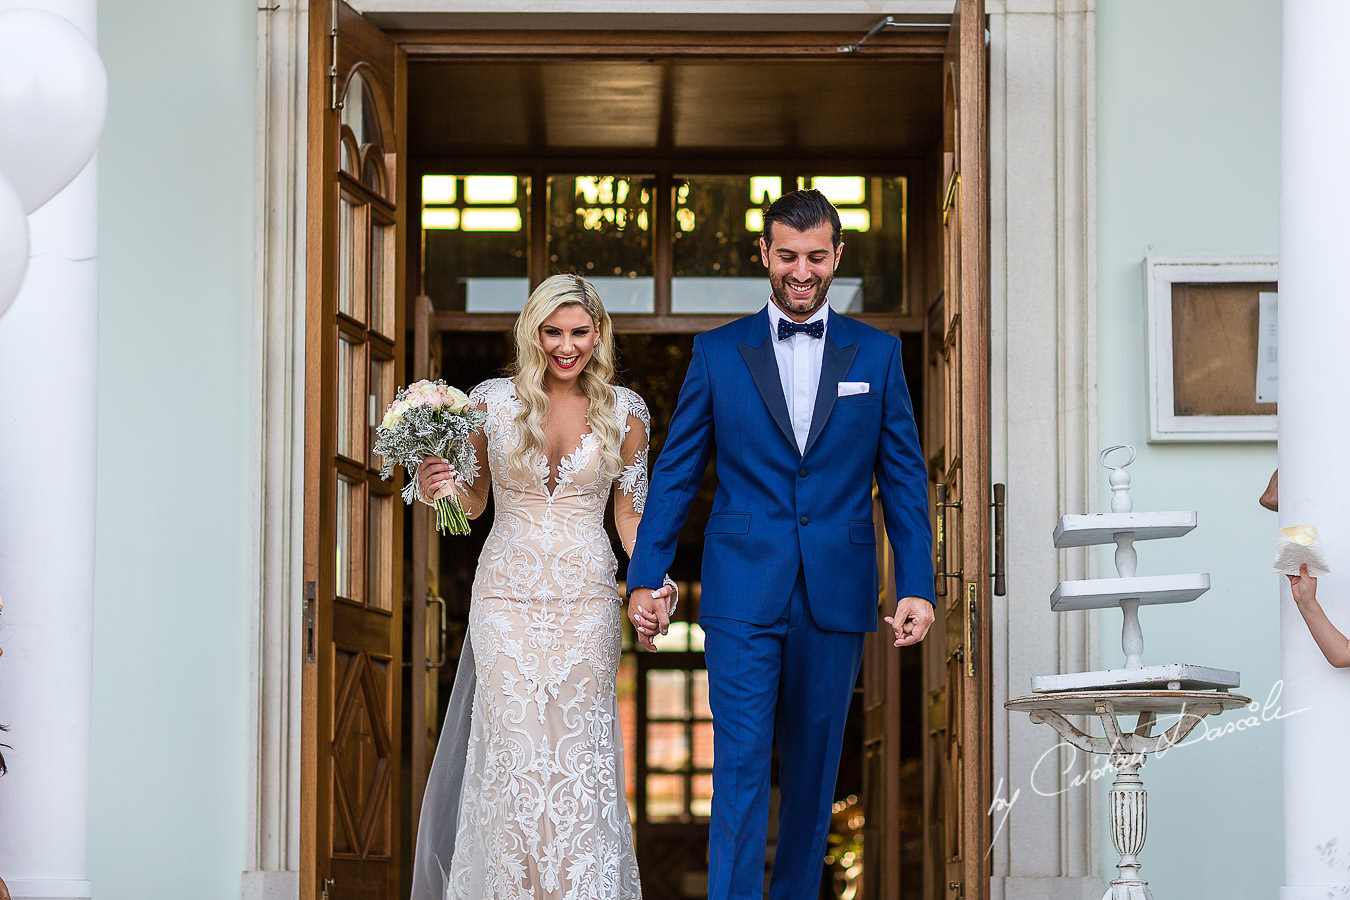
left=408, top=58, right=943, bottom=160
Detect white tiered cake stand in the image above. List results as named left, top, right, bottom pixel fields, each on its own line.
left=1007, top=446, right=1250, bottom=900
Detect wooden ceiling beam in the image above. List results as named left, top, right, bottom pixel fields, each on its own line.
left=390, top=29, right=946, bottom=61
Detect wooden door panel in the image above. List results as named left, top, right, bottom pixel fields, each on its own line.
left=331, top=648, right=394, bottom=860
left=332, top=601, right=394, bottom=645
left=924, top=1, right=990, bottom=899
left=305, top=2, right=407, bottom=899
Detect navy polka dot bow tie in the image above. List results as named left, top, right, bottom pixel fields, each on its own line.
left=776, top=319, right=825, bottom=341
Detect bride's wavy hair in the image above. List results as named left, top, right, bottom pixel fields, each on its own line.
left=508, top=274, right=623, bottom=486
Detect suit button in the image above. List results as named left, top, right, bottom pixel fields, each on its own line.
left=799, top=468, right=808, bottom=478
left=800, top=516, right=810, bottom=526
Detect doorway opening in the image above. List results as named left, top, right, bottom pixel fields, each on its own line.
left=397, top=42, right=944, bottom=900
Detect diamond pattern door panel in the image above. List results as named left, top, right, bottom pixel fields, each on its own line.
left=332, top=649, right=392, bottom=859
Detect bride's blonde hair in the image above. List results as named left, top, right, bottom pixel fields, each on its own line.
left=508, top=274, right=623, bottom=486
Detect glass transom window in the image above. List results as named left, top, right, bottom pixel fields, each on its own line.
left=418, top=172, right=907, bottom=316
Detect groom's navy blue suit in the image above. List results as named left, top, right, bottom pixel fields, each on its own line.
left=628, top=305, right=933, bottom=900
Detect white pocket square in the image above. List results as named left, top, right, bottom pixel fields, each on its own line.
left=838, top=381, right=870, bottom=397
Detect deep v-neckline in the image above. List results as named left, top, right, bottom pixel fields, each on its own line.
left=504, top=378, right=595, bottom=497
left=543, top=431, right=593, bottom=497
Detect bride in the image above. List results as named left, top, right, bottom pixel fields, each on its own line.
left=409, top=274, right=673, bottom=900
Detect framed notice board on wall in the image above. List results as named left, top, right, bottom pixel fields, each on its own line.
left=1146, top=257, right=1279, bottom=441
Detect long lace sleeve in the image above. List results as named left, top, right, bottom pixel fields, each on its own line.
left=614, top=390, right=677, bottom=612
left=450, top=407, right=491, bottom=519
left=614, top=392, right=650, bottom=557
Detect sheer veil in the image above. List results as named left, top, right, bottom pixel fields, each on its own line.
left=409, top=628, right=477, bottom=900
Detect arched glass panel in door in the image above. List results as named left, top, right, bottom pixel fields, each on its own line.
left=334, top=67, right=398, bottom=616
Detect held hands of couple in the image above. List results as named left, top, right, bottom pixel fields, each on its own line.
left=885, top=596, right=935, bottom=647
left=631, top=589, right=934, bottom=650
left=628, top=585, right=675, bottom=652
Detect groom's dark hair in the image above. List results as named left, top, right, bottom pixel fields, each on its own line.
left=761, top=189, right=842, bottom=250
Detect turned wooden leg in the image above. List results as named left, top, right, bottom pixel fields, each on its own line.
left=1102, top=753, right=1154, bottom=900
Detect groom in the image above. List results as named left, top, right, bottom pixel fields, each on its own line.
left=628, top=189, right=935, bottom=900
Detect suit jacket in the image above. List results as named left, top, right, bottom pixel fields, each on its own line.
left=628, top=307, right=934, bottom=632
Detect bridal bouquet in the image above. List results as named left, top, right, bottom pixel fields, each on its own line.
left=374, top=379, right=486, bottom=536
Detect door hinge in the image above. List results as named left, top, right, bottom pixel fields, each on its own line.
left=943, top=310, right=961, bottom=351
left=303, top=580, right=317, bottom=663
left=965, top=582, right=977, bottom=677
left=328, top=0, right=340, bottom=110
left=991, top=482, right=1006, bottom=596
left=942, top=170, right=960, bottom=225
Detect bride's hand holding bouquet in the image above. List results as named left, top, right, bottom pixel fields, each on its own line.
left=417, top=456, right=466, bottom=508
left=374, top=379, right=486, bottom=535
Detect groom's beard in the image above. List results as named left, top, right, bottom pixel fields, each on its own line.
left=769, top=269, right=833, bottom=318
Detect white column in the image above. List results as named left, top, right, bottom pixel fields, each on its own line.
left=987, top=2, right=1101, bottom=897
left=244, top=2, right=307, bottom=897
left=1279, top=2, right=1350, bottom=898
left=0, top=1, right=98, bottom=897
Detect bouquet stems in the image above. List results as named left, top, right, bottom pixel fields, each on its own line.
left=434, top=495, right=472, bottom=536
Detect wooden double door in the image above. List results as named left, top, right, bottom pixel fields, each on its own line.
left=301, top=3, right=990, bottom=899
left=301, top=5, right=408, bottom=899
left=858, top=5, right=991, bottom=900
left=924, top=4, right=993, bottom=899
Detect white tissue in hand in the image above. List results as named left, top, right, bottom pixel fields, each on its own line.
left=1273, top=524, right=1331, bottom=576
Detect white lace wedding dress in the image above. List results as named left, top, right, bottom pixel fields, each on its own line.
left=413, top=377, right=651, bottom=900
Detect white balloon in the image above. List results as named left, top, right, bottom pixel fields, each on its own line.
left=0, top=172, right=30, bottom=319
left=0, top=9, right=107, bottom=214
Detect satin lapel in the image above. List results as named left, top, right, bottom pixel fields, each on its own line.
left=802, top=323, right=860, bottom=459
left=738, top=311, right=798, bottom=455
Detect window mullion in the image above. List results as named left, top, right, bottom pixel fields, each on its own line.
left=653, top=171, right=673, bottom=317
left=529, top=166, right=547, bottom=290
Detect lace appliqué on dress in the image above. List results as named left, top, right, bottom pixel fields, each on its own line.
left=459, top=381, right=498, bottom=486
left=617, top=448, right=649, bottom=516
left=447, top=377, right=644, bottom=900
left=614, top=387, right=651, bottom=515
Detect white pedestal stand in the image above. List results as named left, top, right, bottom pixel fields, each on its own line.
left=1008, top=446, right=1248, bottom=899
left=1033, top=447, right=1239, bottom=693
left=1006, top=691, right=1251, bottom=900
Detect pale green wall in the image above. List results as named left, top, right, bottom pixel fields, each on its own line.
left=92, top=1, right=256, bottom=897
left=1097, top=1, right=1282, bottom=896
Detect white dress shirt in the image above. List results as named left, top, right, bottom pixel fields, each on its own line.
left=766, top=301, right=829, bottom=454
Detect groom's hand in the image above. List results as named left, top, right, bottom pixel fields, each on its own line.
left=885, top=596, right=935, bottom=647
left=628, top=587, right=670, bottom=652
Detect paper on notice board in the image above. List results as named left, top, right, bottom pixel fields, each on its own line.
left=1256, top=291, right=1278, bottom=403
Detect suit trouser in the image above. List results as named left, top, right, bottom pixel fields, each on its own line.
left=700, top=569, right=866, bottom=900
